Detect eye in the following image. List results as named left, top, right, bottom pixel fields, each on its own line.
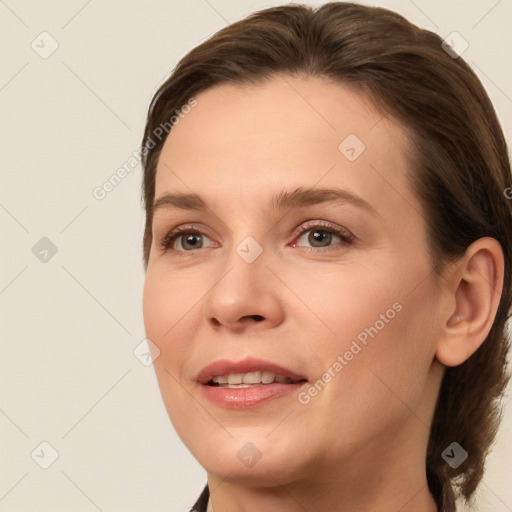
left=159, top=225, right=217, bottom=254
left=291, top=221, right=355, bottom=251
left=158, top=220, right=355, bottom=256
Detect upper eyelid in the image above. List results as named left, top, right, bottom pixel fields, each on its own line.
left=296, top=220, right=353, bottom=236
left=161, top=220, right=349, bottom=238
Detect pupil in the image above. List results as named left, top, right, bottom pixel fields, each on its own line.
left=183, top=233, right=202, bottom=250
left=309, top=230, right=331, bottom=247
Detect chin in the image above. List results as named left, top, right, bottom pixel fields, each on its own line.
left=185, top=426, right=305, bottom=484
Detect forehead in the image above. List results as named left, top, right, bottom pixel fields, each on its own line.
left=154, top=75, right=418, bottom=221
left=161, top=75, right=386, bottom=155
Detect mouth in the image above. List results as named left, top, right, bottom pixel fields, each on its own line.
left=208, top=370, right=302, bottom=387
left=197, top=357, right=308, bottom=408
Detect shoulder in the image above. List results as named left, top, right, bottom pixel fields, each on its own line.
left=189, top=484, right=209, bottom=512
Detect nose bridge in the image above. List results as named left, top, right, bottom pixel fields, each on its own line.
left=214, top=232, right=267, bottom=300
left=202, top=230, right=284, bottom=329
left=234, top=234, right=265, bottom=266
left=216, top=203, right=267, bottom=272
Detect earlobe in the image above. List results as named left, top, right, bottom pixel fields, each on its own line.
left=435, top=237, right=504, bottom=368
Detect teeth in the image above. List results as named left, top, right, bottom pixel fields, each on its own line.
left=261, top=371, right=275, bottom=384
left=227, top=373, right=244, bottom=385
left=242, top=371, right=261, bottom=384
left=211, top=371, right=295, bottom=386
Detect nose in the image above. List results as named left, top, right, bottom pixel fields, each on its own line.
left=202, top=246, right=285, bottom=333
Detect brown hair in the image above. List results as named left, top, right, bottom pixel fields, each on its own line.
left=140, top=3, right=512, bottom=510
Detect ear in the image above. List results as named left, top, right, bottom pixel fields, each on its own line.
left=436, top=237, right=504, bottom=367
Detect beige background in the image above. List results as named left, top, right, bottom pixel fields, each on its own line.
left=1, top=0, right=511, bottom=510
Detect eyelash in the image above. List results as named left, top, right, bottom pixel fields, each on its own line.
left=158, top=221, right=355, bottom=256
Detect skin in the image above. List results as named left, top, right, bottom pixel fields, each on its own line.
left=142, top=75, right=504, bottom=512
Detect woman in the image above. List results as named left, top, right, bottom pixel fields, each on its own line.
left=140, top=3, right=512, bottom=511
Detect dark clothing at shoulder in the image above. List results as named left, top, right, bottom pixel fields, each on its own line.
left=190, top=484, right=209, bottom=512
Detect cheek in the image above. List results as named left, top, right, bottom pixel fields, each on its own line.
left=142, top=270, right=205, bottom=407
left=285, top=261, right=398, bottom=344
left=364, top=284, right=437, bottom=414
left=142, top=269, right=202, bottom=350
left=142, top=272, right=209, bottom=443
left=294, top=261, right=437, bottom=437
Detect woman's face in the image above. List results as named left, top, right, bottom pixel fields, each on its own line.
left=143, top=75, right=446, bottom=486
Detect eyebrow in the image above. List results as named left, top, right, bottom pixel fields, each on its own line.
left=152, top=186, right=379, bottom=217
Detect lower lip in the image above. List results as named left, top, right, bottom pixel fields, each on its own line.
left=201, top=382, right=307, bottom=409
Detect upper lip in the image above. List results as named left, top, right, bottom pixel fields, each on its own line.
left=196, top=357, right=308, bottom=384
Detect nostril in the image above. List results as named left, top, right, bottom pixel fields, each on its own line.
left=239, top=314, right=265, bottom=323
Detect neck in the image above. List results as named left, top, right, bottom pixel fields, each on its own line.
left=206, top=413, right=440, bottom=512
left=207, top=469, right=438, bottom=512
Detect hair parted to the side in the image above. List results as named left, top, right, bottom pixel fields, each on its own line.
left=140, top=3, right=512, bottom=511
